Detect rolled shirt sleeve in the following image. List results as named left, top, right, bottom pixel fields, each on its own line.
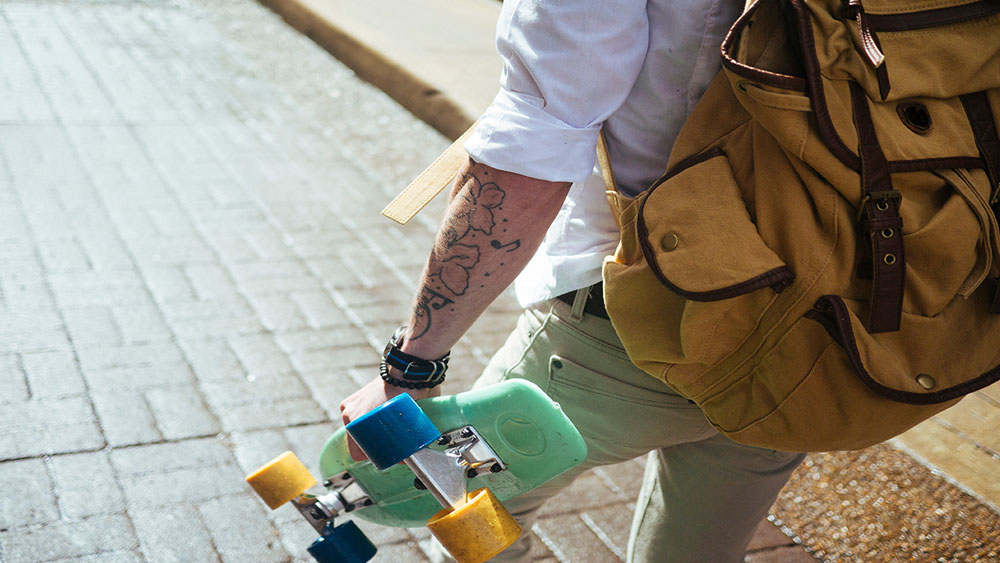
left=465, top=0, right=649, bottom=184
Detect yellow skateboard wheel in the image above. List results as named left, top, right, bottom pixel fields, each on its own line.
left=426, top=487, right=522, bottom=563
left=245, top=451, right=317, bottom=510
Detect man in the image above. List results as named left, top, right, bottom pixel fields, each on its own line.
left=340, top=0, right=805, bottom=560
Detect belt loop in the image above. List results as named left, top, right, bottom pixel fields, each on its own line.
left=570, top=287, right=590, bottom=322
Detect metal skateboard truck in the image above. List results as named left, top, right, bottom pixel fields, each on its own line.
left=246, top=379, right=587, bottom=563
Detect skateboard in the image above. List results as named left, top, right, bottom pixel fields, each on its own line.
left=246, top=379, right=587, bottom=563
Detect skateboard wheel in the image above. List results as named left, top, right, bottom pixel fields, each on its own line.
left=307, top=521, right=377, bottom=563
left=245, top=451, right=317, bottom=510
left=426, top=488, right=522, bottom=563
left=346, top=393, right=441, bottom=470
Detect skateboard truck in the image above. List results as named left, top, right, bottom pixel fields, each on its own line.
left=407, top=425, right=507, bottom=509
left=290, top=471, right=372, bottom=534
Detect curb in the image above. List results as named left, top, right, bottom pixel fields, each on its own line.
left=259, top=0, right=497, bottom=140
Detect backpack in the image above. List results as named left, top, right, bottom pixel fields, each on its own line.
left=601, top=0, right=1000, bottom=451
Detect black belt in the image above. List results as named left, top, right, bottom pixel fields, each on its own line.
left=555, top=282, right=609, bottom=319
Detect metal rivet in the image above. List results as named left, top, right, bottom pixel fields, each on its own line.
left=876, top=201, right=890, bottom=212
left=551, top=359, right=563, bottom=370
left=880, top=228, right=894, bottom=239
left=916, top=374, right=936, bottom=390
left=661, top=233, right=679, bottom=251
left=883, top=253, right=897, bottom=265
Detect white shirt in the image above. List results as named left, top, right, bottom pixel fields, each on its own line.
left=465, top=0, right=743, bottom=306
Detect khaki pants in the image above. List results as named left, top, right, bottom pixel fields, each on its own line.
left=436, top=296, right=804, bottom=562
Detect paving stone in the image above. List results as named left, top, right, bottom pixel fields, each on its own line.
left=283, top=423, right=340, bottom=472
left=0, top=515, right=138, bottom=563
left=36, top=238, right=92, bottom=272
left=127, top=235, right=217, bottom=268
left=160, top=298, right=261, bottom=339
left=47, top=271, right=151, bottom=308
left=90, top=390, right=162, bottom=447
left=289, top=346, right=380, bottom=374
left=110, top=438, right=234, bottom=478
left=274, top=327, right=369, bottom=356
left=243, top=229, right=295, bottom=260
left=538, top=471, right=631, bottom=519
left=132, top=505, right=220, bottom=563
left=230, top=429, right=294, bottom=476
left=199, top=494, right=289, bottom=562
left=0, top=458, right=59, bottom=529
left=47, top=552, right=145, bottom=563
left=145, top=386, right=222, bottom=440
left=593, top=458, right=647, bottom=503
left=247, top=293, right=311, bottom=332
left=49, top=451, right=126, bottom=519
left=179, top=339, right=246, bottom=383
left=0, top=396, right=104, bottom=460
left=209, top=394, right=327, bottom=432
left=77, top=343, right=193, bottom=391
left=119, top=461, right=246, bottom=509
left=202, top=232, right=260, bottom=264
left=228, top=333, right=295, bottom=377
left=297, top=369, right=364, bottom=415
left=111, top=304, right=173, bottom=344
left=0, top=310, right=70, bottom=353
left=142, top=266, right=198, bottom=304
left=533, top=513, right=620, bottom=562
left=578, top=504, right=634, bottom=559
left=290, top=289, right=352, bottom=329
left=184, top=264, right=240, bottom=302
left=0, top=353, right=29, bottom=404
left=21, top=351, right=87, bottom=399
left=0, top=259, right=55, bottom=311
left=62, top=306, right=122, bottom=347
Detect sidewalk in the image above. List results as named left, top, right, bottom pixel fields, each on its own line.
left=260, top=0, right=1000, bottom=560
left=0, top=0, right=995, bottom=562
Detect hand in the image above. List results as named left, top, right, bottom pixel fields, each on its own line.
left=339, top=377, right=441, bottom=462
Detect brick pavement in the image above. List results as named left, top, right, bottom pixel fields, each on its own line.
left=0, top=0, right=765, bottom=561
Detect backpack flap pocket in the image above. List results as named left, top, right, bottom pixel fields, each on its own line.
left=637, top=149, right=794, bottom=300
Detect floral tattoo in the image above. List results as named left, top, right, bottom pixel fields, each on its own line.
left=410, top=169, right=521, bottom=340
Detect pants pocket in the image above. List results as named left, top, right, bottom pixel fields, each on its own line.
left=546, top=355, right=714, bottom=454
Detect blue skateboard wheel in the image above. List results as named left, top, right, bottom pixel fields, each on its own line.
left=307, top=521, right=376, bottom=563
left=346, top=393, right=441, bottom=470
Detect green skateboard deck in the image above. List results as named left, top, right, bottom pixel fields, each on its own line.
left=319, top=379, right=587, bottom=528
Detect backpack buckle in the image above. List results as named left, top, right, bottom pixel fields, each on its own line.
left=856, top=190, right=902, bottom=222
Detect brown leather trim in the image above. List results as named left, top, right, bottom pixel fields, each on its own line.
left=790, top=0, right=986, bottom=173
left=993, top=278, right=1000, bottom=314
left=865, top=0, right=1000, bottom=32
left=806, top=296, right=1000, bottom=404
left=960, top=92, right=1000, bottom=190
left=792, top=0, right=861, bottom=170
left=851, top=81, right=905, bottom=333
left=960, top=91, right=1000, bottom=313
left=887, top=157, right=985, bottom=173
left=720, top=0, right=808, bottom=91
left=636, top=149, right=796, bottom=302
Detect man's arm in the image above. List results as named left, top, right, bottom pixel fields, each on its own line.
left=339, top=156, right=571, bottom=460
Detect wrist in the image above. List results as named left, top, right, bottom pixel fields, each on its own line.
left=380, top=326, right=449, bottom=389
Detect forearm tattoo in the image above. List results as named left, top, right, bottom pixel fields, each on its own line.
left=411, top=169, right=521, bottom=340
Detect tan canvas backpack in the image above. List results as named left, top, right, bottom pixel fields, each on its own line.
left=602, top=0, right=1000, bottom=451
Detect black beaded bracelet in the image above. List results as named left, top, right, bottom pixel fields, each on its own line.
left=380, top=327, right=449, bottom=389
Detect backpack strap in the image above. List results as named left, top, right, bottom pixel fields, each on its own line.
left=850, top=81, right=905, bottom=333
left=960, top=91, right=1000, bottom=314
